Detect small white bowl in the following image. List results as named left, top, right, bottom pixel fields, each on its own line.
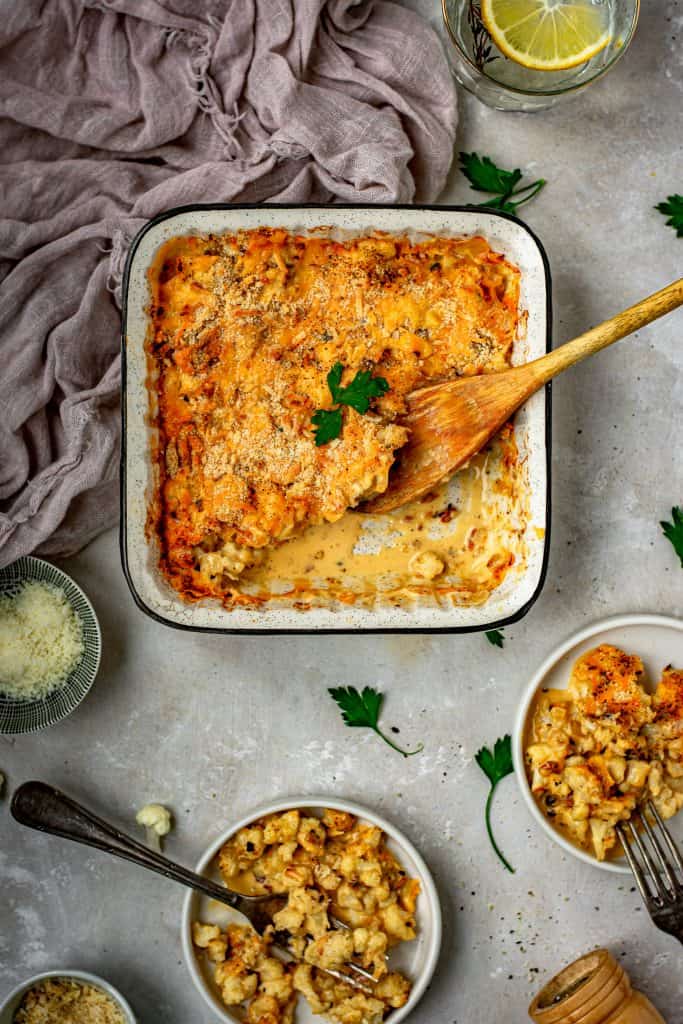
left=181, top=796, right=442, bottom=1024
left=0, top=969, right=136, bottom=1024
left=513, top=613, right=683, bottom=874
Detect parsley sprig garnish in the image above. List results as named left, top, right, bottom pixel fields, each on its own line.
left=661, top=506, right=683, bottom=567
left=312, top=363, right=389, bottom=445
left=475, top=735, right=515, bottom=873
left=328, top=686, right=423, bottom=758
left=656, top=195, right=683, bottom=237
left=485, top=629, right=505, bottom=648
left=459, top=152, right=546, bottom=215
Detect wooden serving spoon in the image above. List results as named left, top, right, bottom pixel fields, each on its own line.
left=362, top=278, right=683, bottom=515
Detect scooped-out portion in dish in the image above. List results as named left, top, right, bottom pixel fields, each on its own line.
left=147, top=227, right=529, bottom=611
left=525, top=644, right=683, bottom=861
left=192, top=807, right=419, bottom=1024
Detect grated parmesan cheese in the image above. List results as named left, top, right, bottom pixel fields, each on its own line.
left=0, top=581, right=84, bottom=700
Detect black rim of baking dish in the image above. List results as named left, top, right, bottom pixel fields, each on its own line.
left=119, top=203, right=552, bottom=635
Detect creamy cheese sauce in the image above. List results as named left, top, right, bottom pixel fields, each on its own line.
left=241, top=445, right=525, bottom=605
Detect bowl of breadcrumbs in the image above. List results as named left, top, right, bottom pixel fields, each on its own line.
left=0, top=971, right=135, bottom=1024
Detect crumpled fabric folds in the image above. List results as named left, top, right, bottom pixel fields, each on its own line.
left=0, top=0, right=457, bottom=566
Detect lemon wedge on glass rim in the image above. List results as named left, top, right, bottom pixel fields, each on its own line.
left=480, top=0, right=612, bottom=72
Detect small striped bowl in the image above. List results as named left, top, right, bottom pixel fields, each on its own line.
left=0, top=557, right=101, bottom=735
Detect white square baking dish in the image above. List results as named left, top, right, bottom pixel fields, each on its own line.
left=121, top=204, right=551, bottom=633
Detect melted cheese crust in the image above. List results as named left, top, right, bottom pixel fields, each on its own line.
left=147, top=228, right=521, bottom=607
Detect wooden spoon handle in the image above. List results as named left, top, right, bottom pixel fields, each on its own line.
left=522, top=277, right=683, bottom=388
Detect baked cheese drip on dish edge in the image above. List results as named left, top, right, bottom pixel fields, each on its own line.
left=525, top=644, right=683, bottom=861
left=147, top=228, right=523, bottom=608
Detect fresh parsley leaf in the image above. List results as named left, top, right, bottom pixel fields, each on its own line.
left=312, top=363, right=390, bottom=445
left=460, top=152, right=523, bottom=196
left=330, top=367, right=390, bottom=415
left=485, top=629, right=505, bottom=648
left=656, top=195, right=683, bottom=237
left=475, top=734, right=515, bottom=873
left=326, top=362, right=345, bottom=401
left=328, top=686, right=423, bottom=758
left=661, top=506, right=683, bottom=567
left=459, top=152, right=545, bottom=216
left=311, top=407, right=343, bottom=446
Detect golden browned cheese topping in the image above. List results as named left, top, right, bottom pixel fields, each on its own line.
left=525, top=645, right=683, bottom=861
left=569, top=644, right=650, bottom=731
left=147, top=228, right=520, bottom=605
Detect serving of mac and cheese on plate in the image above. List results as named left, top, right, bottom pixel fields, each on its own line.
left=524, top=642, right=683, bottom=862
left=182, top=798, right=441, bottom=1024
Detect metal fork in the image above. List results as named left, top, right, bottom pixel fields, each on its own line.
left=10, top=781, right=375, bottom=991
left=616, top=801, right=683, bottom=944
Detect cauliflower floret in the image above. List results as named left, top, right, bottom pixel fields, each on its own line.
left=322, top=809, right=356, bottom=835
left=214, top=962, right=259, bottom=1004
left=264, top=810, right=300, bottom=844
left=314, top=862, right=342, bottom=891
left=353, top=927, right=388, bottom=978
left=327, top=993, right=386, bottom=1024
left=380, top=902, right=416, bottom=941
left=228, top=924, right=267, bottom=969
left=297, top=817, right=326, bottom=854
left=292, top=964, right=327, bottom=1015
left=235, top=825, right=266, bottom=860
left=304, top=930, right=354, bottom=970
left=408, top=549, right=445, bottom=580
left=193, top=921, right=221, bottom=948
left=273, top=887, right=329, bottom=939
left=590, top=819, right=617, bottom=862
left=374, top=971, right=412, bottom=1008
left=621, top=760, right=650, bottom=793
left=258, top=956, right=294, bottom=1003
left=136, top=803, right=172, bottom=837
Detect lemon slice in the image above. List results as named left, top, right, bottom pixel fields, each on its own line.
left=480, top=0, right=612, bottom=71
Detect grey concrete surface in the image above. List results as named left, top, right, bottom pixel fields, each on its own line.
left=1, top=1, right=682, bottom=1020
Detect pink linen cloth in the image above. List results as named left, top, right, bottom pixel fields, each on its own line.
left=0, top=0, right=457, bottom=566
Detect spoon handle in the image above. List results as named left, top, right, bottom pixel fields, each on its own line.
left=525, top=277, right=683, bottom=388
left=11, top=780, right=241, bottom=909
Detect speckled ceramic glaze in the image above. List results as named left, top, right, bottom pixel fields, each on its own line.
left=121, top=205, right=551, bottom=632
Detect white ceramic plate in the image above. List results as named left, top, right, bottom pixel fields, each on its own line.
left=0, top=969, right=136, bottom=1024
left=181, top=796, right=442, bottom=1024
left=513, top=614, right=683, bottom=874
left=121, top=204, right=551, bottom=633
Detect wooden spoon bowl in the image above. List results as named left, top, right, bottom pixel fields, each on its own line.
left=363, top=278, right=683, bottom=515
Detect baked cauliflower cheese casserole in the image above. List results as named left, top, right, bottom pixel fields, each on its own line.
left=147, top=228, right=529, bottom=611
left=525, top=644, right=683, bottom=861
left=192, top=807, right=419, bottom=1024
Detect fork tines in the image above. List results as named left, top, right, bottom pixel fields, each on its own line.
left=617, top=801, right=683, bottom=907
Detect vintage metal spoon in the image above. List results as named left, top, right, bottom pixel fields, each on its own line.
left=11, top=781, right=375, bottom=991
left=363, top=278, right=683, bottom=514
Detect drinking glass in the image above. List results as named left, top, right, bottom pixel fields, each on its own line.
left=441, top=0, right=640, bottom=111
